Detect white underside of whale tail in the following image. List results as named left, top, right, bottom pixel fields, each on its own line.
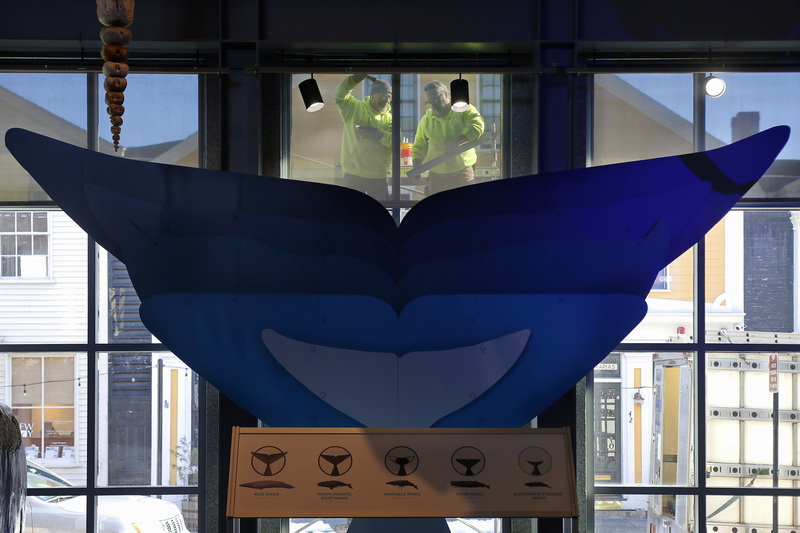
left=262, top=329, right=530, bottom=427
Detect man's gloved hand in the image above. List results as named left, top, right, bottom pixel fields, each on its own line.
left=356, top=124, right=383, bottom=140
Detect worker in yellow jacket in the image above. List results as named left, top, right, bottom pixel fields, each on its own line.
left=335, top=74, right=393, bottom=200
left=412, top=80, right=485, bottom=195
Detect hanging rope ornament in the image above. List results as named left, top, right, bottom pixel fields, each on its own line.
left=96, top=0, right=134, bottom=151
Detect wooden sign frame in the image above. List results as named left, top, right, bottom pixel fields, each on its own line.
left=227, top=427, right=578, bottom=518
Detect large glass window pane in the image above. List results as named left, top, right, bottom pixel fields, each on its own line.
left=704, top=210, right=800, bottom=341
left=0, top=209, right=87, bottom=343
left=7, top=353, right=83, bottom=478
left=593, top=74, right=695, bottom=164
left=413, top=74, right=497, bottom=197
left=289, top=517, right=503, bottom=533
left=0, top=73, right=88, bottom=202
left=704, top=73, right=800, bottom=200
left=593, top=352, right=693, bottom=488
left=100, top=73, right=199, bottom=155
left=95, top=494, right=192, bottom=533
left=98, top=352, right=199, bottom=489
left=707, top=496, right=800, bottom=533
left=98, top=245, right=154, bottom=344
left=594, top=494, right=654, bottom=533
left=622, top=246, right=695, bottom=343
left=94, top=73, right=198, bottom=344
left=593, top=73, right=800, bottom=533
left=290, top=73, right=503, bottom=202
left=593, top=74, right=697, bottom=343
left=706, top=352, right=800, bottom=488
left=2, top=72, right=201, bottom=531
left=25, top=461, right=88, bottom=531
left=597, top=494, right=800, bottom=533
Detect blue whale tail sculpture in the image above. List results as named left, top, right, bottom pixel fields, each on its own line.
left=3, top=126, right=790, bottom=431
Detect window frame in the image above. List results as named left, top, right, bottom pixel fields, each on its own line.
left=0, top=71, right=203, bottom=531
left=587, top=72, right=800, bottom=533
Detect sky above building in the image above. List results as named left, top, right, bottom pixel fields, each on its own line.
left=620, top=72, right=800, bottom=160
left=0, top=73, right=198, bottom=148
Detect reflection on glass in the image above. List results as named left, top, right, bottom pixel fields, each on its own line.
left=619, top=251, right=695, bottom=344
left=289, top=518, right=502, bottom=533
left=706, top=352, right=800, bottom=488
left=290, top=518, right=350, bottom=533
left=0, top=209, right=88, bottom=344
left=594, top=74, right=696, bottom=344
left=11, top=355, right=77, bottom=465
left=593, top=352, right=693, bottom=487
left=98, top=243, right=152, bottom=344
left=593, top=74, right=694, bottom=165
left=595, top=494, right=652, bottom=533
left=703, top=73, right=800, bottom=200
left=26, top=461, right=87, bottom=531
left=97, top=495, right=192, bottom=533
left=290, top=73, right=503, bottom=202
left=413, top=78, right=485, bottom=195
left=26, top=465, right=193, bottom=533
left=707, top=496, right=799, bottom=533
left=92, top=75, right=198, bottom=345
left=105, top=73, right=199, bottom=153
left=597, top=495, right=800, bottom=533
left=0, top=73, right=88, bottom=202
left=98, top=352, right=199, bottom=488
left=704, top=210, right=800, bottom=341
left=593, top=354, right=622, bottom=484
left=1, top=72, right=200, bottom=526
left=334, top=74, right=392, bottom=201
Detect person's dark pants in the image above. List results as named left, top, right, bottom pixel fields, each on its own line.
left=428, top=166, right=475, bottom=195
left=343, top=173, right=389, bottom=201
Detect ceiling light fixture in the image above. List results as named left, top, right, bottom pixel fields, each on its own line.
left=299, top=75, right=325, bottom=112
left=704, top=75, right=726, bottom=98
left=450, top=75, right=470, bottom=112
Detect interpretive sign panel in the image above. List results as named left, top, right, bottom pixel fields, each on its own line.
left=226, top=427, right=577, bottom=518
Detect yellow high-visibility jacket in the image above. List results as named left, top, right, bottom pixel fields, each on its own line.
left=412, top=105, right=484, bottom=173
left=334, top=76, right=393, bottom=180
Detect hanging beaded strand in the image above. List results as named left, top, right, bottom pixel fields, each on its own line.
left=96, top=0, right=134, bottom=151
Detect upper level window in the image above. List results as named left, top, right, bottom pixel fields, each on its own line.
left=1, top=210, right=49, bottom=278
left=290, top=73, right=503, bottom=203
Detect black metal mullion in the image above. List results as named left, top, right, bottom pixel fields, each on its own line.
left=693, top=72, right=709, bottom=533
left=86, top=71, right=98, bottom=533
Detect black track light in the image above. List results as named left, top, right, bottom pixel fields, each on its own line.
left=299, top=75, right=325, bottom=112
left=450, top=76, right=469, bottom=112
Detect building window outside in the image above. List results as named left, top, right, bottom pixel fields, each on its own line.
left=11, top=355, right=76, bottom=463
left=651, top=266, right=671, bottom=291
left=0, top=210, right=49, bottom=278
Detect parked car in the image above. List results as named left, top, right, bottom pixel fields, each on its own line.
left=26, top=461, right=189, bottom=533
